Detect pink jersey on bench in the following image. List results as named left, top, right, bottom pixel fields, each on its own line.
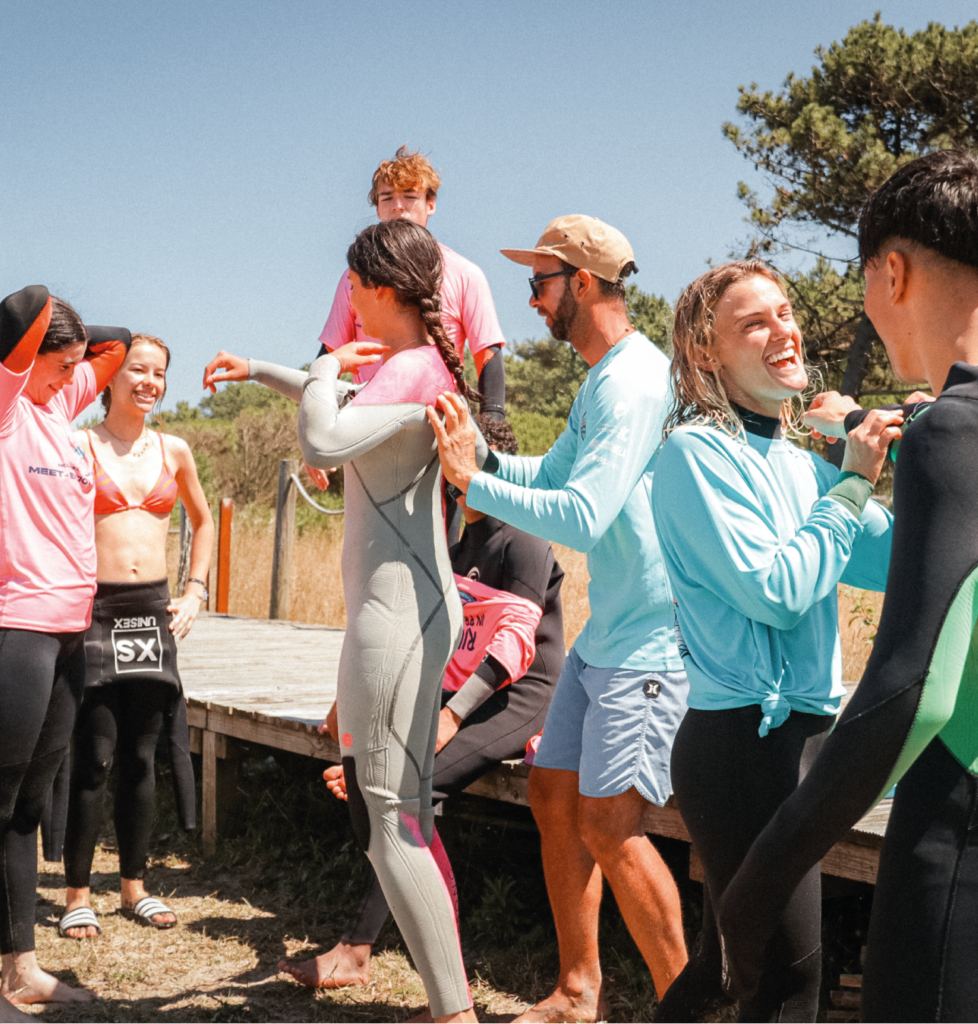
left=443, top=574, right=542, bottom=692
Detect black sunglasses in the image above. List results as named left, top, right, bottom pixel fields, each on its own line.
left=528, top=269, right=575, bottom=300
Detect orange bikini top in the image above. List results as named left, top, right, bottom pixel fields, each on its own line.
left=88, top=430, right=178, bottom=516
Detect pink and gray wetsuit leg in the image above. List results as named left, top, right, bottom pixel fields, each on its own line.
left=250, top=349, right=471, bottom=1017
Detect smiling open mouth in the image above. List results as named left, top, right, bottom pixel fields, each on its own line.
left=765, top=347, right=799, bottom=369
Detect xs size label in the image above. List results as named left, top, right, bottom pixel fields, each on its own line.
left=111, top=622, right=163, bottom=674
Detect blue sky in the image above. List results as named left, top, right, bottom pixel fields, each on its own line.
left=2, top=0, right=974, bottom=407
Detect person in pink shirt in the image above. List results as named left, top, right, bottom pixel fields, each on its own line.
left=318, top=146, right=507, bottom=419
left=0, top=286, right=127, bottom=1018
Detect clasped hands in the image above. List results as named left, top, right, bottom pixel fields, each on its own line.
left=803, top=389, right=934, bottom=485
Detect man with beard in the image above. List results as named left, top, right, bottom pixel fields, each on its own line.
left=427, top=216, right=689, bottom=1022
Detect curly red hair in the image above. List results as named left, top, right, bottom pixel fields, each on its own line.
left=368, top=145, right=441, bottom=206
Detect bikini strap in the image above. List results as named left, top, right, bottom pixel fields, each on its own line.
left=85, top=428, right=102, bottom=469
left=157, top=430, right=168, bottom=469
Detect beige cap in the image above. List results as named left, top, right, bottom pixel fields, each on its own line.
left=501, top=214, right=635, bottom=283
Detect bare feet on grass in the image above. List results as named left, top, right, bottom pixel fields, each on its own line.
left=278, top=941, right=372, bottom=988
left=63, top=886, right=99, bottom=939
left=1, top=952, right=98, bottom=1006
left=120, top=877, right=176, bottom=926
left=514, top=981, right=609, bottom=1023
left=407, top=1007, right=478, bottom=1023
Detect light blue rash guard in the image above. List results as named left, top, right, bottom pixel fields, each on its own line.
left=466, top=331, right=682, bottom=672
left=652, top=415, right=893, bottom=734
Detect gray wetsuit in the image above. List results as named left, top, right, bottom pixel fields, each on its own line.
left=250, top=347, right=470, bottom=1016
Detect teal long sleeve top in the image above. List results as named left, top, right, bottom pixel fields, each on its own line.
left=465, top=332, right=682, bottom=672
left=651, top=415, right=893, bottom=734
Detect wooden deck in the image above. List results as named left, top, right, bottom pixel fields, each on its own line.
left=179, top=612, right=888, bottom=885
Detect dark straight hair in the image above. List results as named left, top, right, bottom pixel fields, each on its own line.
left=346, top=219, right=480, bottom=402
left=38, top=297, right=86, bottom=354
left=859, top=150, right=978, bottom=269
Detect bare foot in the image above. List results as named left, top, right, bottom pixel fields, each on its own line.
left=62, top=887, right=99, bottom=940
left=514, top=982, right=609, bottom=1023
left=120, top=878, right=176, bottom=927
left=407, top=1008, right=477, bottom=1023
left=0, top=953, right=98, bottom=1006
left=278, top=941, right=372, bottom=988
left=407, top=1009, right=434, bottom=1023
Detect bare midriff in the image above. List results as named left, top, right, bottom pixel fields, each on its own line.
left=94, top=509, right=170, bottom=582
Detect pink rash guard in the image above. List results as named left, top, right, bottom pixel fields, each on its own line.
left=0, top=360, right=98, bottom=631
left=349, top=344, right=455, bottom=407
left=443, top=574, right=542, bottom=693
left=320, top=244, right=506, bottom=384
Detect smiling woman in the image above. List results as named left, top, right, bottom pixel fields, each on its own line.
left=649, top=262, right=901, bottom=1023
left=58, top=334, right=214, bottom=943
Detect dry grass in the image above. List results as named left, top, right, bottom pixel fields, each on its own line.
left=26, top=750, right=672, bottom=1023
left=169, top=515, right=882, bottom=675
left=838, top=585, right=883, bottom=682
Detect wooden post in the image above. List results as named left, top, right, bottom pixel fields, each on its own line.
left=269, top=459, right=298, bottom=620
left=202, top=729, right=217, bottom=856
left=177, top=501, right=192, bottom=596
left=216, top=498, right=233, bottom=615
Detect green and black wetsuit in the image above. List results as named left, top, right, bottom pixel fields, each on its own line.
left=719, top=363, right=978, bottom=1022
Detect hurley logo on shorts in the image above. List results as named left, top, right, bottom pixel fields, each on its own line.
left=643, top=677, right=662, bottom=699
left=111, top=616, right=163, bottom=674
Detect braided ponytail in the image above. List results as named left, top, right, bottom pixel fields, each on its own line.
left=347, top=220, right=482, bottom=403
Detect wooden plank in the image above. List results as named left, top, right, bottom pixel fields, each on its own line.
left=202, top=729, right=217, bottom=857
left=199, top=701, right=341, bottom=762
left=821, top=841, right=879, bottom=885
left=178, top=618, right=891, bottom=883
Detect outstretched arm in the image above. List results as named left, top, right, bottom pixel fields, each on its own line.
left=299, top=352, right=428, bottom=468
left=718, top=398, right=978, bottom=1001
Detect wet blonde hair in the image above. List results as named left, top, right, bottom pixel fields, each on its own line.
left=663, top=261, right=813, bottom=441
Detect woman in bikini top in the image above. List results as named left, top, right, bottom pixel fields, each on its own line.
left=58, top=334, right=214, bottom=941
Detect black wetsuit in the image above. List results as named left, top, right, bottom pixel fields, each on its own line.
left=719, top=363, right=978, bottom=1022
left=342, top=513, right=564, bottom=946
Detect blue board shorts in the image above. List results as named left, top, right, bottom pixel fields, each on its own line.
left=533, top=646, right=689, bottom=806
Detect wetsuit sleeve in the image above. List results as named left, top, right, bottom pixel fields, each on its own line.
left=84, top=326, right=131, bottom=393
left=0, top=286, right=51, bottom=373
left=718, top=399, right=978, bottom=998
left=446, top=655, right=511, bottom=719
left=476, top=346, right=505, bottom=418
left=654, top=430, right=867, bottom=631
left=843, top=401, right=926, bottom=434
left=248, top=359, right=307, bottom=402
left=465, top=384, right=644, bottom=552
left=298, top=354, right=430, bottom=467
